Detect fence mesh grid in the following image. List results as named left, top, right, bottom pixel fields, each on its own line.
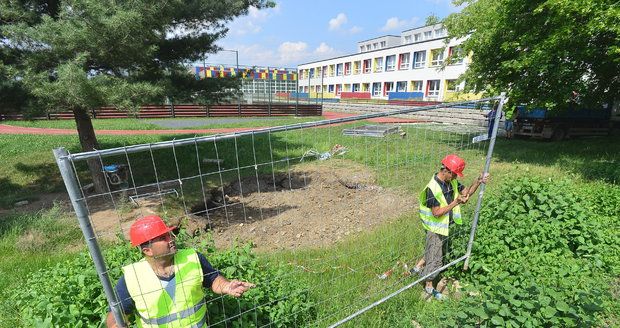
left=54, top=96, right=504, bottom=328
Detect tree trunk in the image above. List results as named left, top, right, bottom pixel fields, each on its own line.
left=73, top=108, right=107, bottom=193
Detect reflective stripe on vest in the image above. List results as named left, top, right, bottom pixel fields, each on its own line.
left=123, top=249, right=206, bottom=328
left=418, top=177, right=462, bottom=236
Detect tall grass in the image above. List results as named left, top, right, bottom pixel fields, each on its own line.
left=0, top=118, right=618, bottom=327
left=0, top=205, right=84, bottom=327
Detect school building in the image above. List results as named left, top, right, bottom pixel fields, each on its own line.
left=297, top=23, right=479, bottom=102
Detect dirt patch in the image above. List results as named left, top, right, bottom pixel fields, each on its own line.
left=87, top=161, right=415, bottom=251
left=187, top=162, right=415, bottom=251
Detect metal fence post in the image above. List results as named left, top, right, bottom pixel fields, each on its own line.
left=268, top=67, right=272, bottom=117
left=53, top=148, right=126, bottom=328
left=463, top=92, right=506, bottom=270
left=295, top=74, right=299, bottom=116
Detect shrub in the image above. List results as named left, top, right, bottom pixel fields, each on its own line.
left=11, top=235, right=314, bottom=327
left=438, top=177, right=619, bottom=327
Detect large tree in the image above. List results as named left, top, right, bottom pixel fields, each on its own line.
left=1, top=0, right=273, bottom=192
left=444, top=0, right=620, bottom=108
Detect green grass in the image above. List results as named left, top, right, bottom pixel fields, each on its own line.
left=0, top=205, right=84, bottom=327
left=3, top=118, right=164, bottom=130
left=1, top=116, right=324, bottom=130
left=0, top=118, right=618, bottom=327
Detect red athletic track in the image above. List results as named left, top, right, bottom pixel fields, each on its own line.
left=0, top=112, right=422, bottom=135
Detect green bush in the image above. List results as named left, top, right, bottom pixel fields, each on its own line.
left=11, top=235, right=314, bottom=327
left=438, top=177, right=619, bottom=327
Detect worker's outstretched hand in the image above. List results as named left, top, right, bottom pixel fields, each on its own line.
left=479, top=173, right=490, bottom=184
left=457, top=194, right=469, bottom=204
left=225, top=280, right=255, bottom=297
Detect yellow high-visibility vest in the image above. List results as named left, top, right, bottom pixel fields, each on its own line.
left=123, top=249, right=206, bottom=327
left=418, top=177, right=462, bottom=236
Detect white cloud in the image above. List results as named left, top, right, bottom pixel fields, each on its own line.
left=380, top=17, right=420, bottom=31
left=278, top=41, right=309, bottom=63
left=328, top=13, right=348, bottom=31
left=228, top=5, right=278, bottom=36
left=207, top=40, right=343, bottom=68
left=349, top=26, right=363, bottom=34
left=314, top=42, right=335, bottom=56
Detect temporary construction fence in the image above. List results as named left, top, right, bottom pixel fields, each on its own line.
left=54, top=94, right=505, bottom=327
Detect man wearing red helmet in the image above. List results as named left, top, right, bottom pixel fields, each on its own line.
left=105, top=215, right=254, bottom=328
left=413, top=154, right=488, bottom=300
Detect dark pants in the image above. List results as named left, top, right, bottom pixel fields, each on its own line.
left=420, top=230, right=449, bottom=281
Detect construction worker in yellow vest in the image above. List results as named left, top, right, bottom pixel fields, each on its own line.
left=411, top=154, right=489, bottom=300
left=106, top=215, right=254, bottom=328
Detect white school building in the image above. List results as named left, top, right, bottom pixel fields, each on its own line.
left=297, top=23, right=479, bottom=102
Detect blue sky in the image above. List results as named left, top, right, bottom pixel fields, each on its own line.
left=203, top=0, right=462, bottom=68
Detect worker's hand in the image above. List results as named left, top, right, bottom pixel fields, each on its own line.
left=478, top=173, right=490, bottom=184
left=457, top=194, right=469, bottom=204
left=224, top=280, right=255, bottom=297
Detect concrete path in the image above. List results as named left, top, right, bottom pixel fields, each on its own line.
left=0, top=112, right=422, bottom=135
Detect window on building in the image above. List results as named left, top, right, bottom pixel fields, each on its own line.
left=399, top=53, right=410, bottom=70
left=424, top=31, right=432, bottom=39
left=380, top=41, right=386, bottom=48
left=344, top=84, right=351, bottom=92
left=448, top=46, right=464, bottom=65
left=328, top=85, right=335, bottom=93
left=309, top=68, right=315, bottom=78
left=299, top=86, right=304, bottom=93
left=384, top=82, right=394, bottom=95
left=396, top=81, right=407, bottom=92
left=362, top=83, right=370, bottom=92
left=385, top=55, right=396, bottom=71
left=404, top=35, right=412, bottom=44
left=353, top=61, right=361, bottom=74
left=352, top=83, right=360, bottom=92
left=427, top=80, right=440, bottom=97
left=413, top=51, right=426, bottom=68
left=335, top=84, right=342, bottom=95
left=360, top=46, right=364, bottom=52
left=446, top=79, right=461, bottom=92
left=366, top=45, right=372, bottom=51
left=431, top=49, right=444, bottom=66
left=329, top=65, right=335, bottom=77
left=344, top=62, right=351, bottom=75
left=315, top=85, right=321, bottom=92
left=374, top=57, right=383, bottom=72
left=322, top=65, right=328, bottom=77
left=373, top=43, right=378, bottom=49
left=363, top=59, right=372, bottom=73
left=414, top=33, right=421, bottom=42
left=435, top=28, right=446, bottom=38
left=372, top=82, right=382, bottom=96
left=411, top=80, right=423, bottom=92
left=336, top=63, right=343, bottom=76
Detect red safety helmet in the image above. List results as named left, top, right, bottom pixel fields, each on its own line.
left=129, top=215, right=176, bottom=247
left=441, top=154, right=466, bottom=177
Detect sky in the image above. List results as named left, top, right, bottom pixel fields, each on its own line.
left=202, top=0, right=463, bottom=69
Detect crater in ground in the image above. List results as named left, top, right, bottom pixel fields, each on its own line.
left=185, top=162, right=415, bottom=251
left=88, top=162, right=415, bottom=252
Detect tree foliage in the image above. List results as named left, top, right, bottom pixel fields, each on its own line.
left=445, top=0, right=620, bottom=108
left=1, top=0, right=274, bottom=191
left=1, top=0, right=274, bottom=112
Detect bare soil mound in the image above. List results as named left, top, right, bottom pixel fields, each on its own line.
left=86, top=161, right=415, bottom=252
left=186, top=162, right=415, bottom=251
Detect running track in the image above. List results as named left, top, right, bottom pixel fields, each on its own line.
left=0, top=112, right=422, bottom=135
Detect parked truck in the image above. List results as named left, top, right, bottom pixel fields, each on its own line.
left=513, top=101, right=620, bottom=140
